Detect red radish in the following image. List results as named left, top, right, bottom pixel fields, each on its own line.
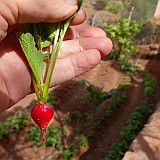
left=31, top=102, right=54, bottom=142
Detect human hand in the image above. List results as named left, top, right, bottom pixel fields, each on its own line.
left=0, top=0, right=112, bottom=112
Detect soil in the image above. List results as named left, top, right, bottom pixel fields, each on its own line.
left=0, top=1, right=160, bottom=160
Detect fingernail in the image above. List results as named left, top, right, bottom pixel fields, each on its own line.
left=66, top=0, right=77, bottom=5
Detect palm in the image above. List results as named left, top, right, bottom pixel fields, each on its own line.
left=0, top=25, right=112, bottom=112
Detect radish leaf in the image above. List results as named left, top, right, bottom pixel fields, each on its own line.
left=17, top=0, right=83, bottom=102
left=18, top=32, right=46, bottom=85
left=22, top=23, right=58, bottom=49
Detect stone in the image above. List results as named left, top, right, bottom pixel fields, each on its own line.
left=123, top=103, right=160, bottom=160
left=123, top=151, right=142, bottom=160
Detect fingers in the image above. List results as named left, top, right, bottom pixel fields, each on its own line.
left=52, top=25, right=113, bottom=86
left=51, top=49, right=101, bottom=86
left=70, top=9, right=86, bottom=25
left=60, top=26, right=112, bottom=58
left=65, top=25, right=107, bottom=40
left=59, top=37, right=112, bottom=58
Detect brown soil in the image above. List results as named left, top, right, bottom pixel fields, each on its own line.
left=0, top=1, right=160, bottom=160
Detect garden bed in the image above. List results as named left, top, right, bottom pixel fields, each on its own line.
left=0, top=1, right=160, bottom=160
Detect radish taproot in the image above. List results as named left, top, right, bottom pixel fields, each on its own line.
left=31, top=103, right=54, bottom=141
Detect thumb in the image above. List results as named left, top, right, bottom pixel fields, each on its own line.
left=16, top=0, right=78, bottom=23
left=0, top=0, right=78, bottom=41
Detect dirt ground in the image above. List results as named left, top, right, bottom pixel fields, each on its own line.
left=0, top=56, right=160, bottom=160
left=0, top=1, right=160, bottom=160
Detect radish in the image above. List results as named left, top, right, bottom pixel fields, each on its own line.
left=31, top=103, right=54, bottom=141
left=18, top=0, right=83, bottom=142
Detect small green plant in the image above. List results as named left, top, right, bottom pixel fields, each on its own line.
left=26, top=125, right=62, bottom=148
left=104, top=104, right=153, bottom=160
left=143, top=71, right=156, bottom=97
left=80, top=80, right=110, bottom=106
left=60, top=148, right=76, bottom=160
left=64, top=110, right=84, bottom=127
left=61, top=141, right=82, bottom=160
left=121, top=105, right=152, bottom=142
left=25, top=126, right=41, bottom=144
left=0, top=114, right=30, bottom=142
left=74, top=127, right=82, bottom=134
left=72, top=111, right=84, bottom=122
left=79, top=80, right=117, bottom=130
left=105, top=1, right=124, bottom=14
left=123, top=73, right=132, bottom=86
left=104, top=142, right=128, bottom=160
left=64, top=117, right=72, bottom=125
left=57, top=134, right=88, bottom=160
left=105, top=18, right=140, bottom=59
left=60, top=149, right=72, bottom=160
left=79, top=135, right=88, bottom=147
left=99, top=91, right=127, bottom=124
left=60, top=135, right=88, bottom=160
left=119, top=60, right=135, bottom=72
left=104, top=17, right=140, bottom=70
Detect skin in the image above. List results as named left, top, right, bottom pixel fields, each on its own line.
left=154, top=0, right=160, bottom=25
left=0, top=0, right=113, bottom=112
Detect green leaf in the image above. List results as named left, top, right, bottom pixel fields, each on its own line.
left=78, top=0, right=83, bottom=8
left=22, top=23, right=59, bottom=49
left=34, top=23, right=58, bottom=49
left=17, top=32, right=46, bottom=84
